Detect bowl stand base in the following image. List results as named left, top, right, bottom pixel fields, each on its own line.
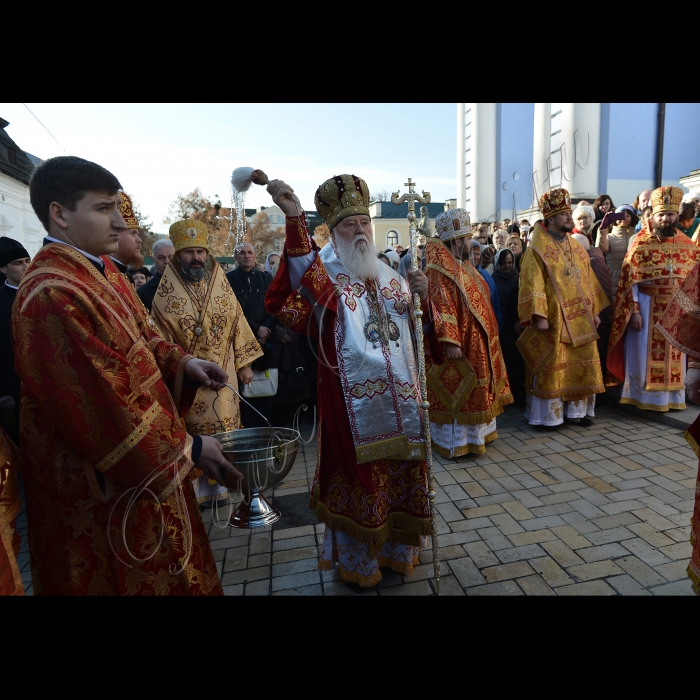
left=228, top=489, right=280, bottom=529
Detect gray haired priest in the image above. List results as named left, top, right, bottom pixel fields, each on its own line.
left=265, top=174, right=433, bottom=590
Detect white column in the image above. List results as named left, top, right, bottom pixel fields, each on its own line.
left=456, top=103, right=466, bottom=210
left=467, top=102, right=497, bottom=222
left=560, top=103, right=601, bottom=199
left=532, top=102, right=551, bottom=204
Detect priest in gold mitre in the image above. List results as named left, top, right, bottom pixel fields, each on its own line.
left=656, top=259, right=700, bottom=594
left=264, top=173, right=432, bottom=590
left=425, top=208, right=512, bottom=456
left=518, top=187, right=609, bottom=430
left=0, top=426, right=23, bottom=596
left=607, top=185, right=700, bottom=412
left=151, top=219, right=263, bottom=506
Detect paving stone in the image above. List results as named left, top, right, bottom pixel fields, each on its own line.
left=273, top=525, right=315, bottom=540
left=448, top=517, right=494, bottom=533
left=664, top=527, right=691, bottom=543
left=463, top=503, right=505, bottom=519
left=606, top=574, right=652, bottom=596
left=244, top=579, right=270, bottom=596
left=529, top=556, right=574, bottom=587
left=538, top=491, right=582, bottom=506
left=449, top=557, right=487, bottom=588
left=620, top=537, right=672, bottom=567
left=585, top=526, right=635, bottom=546
left=642, top=484, right=682, bottom=504
left=541, top=540, right=585, bottom=567
left=556, top=580, right=616, bottom=596
left=511, top=490, right=544, bottom=506
left=647, top=474, right=686, bottom=493
left=463, top=541, right=499, bottom=568
left=654, top=559, right=691, bottom=582
left=561, top=511, right=602, bottom=534
left=271, top=569, right=321, bottom=592
left=497, top=544, right=547, bottom=564
left=432, top=575, right=466, bottom=596
left=272, top=557, right=318, bottom=577
left=599, top=499, right=644, bottom=515
left=478, top=526, right=513, bottom=551
left=549, top=525, right=592, bottom=549
left=517, top=574, right=557, bottom=596
left=649, top=579, right=696, bottom=596
left=521, top=515, right=567, bottom=531
left=658, top=542, right=693, bottom=560
left=461, top=481, right=489, bottom=498
left=570, top=499, right=606, bottom=519
left=578, top=543, right=630, bottom=563
left=631, top=507, right=677, bottom=531
left=379, top=580, right=434, bottom=596
left=590, top=512, right=641, bottom=530
left=615, top=555, right=667, bottom=587
left=482, top=560, right=534, bottom=582
left=508, top=529, right=559, bottom=546
left=502, top=499, right=536, bottom=520
left=223, top=546, right=248, bottom=572
left=626, top=522, right=676, bottom=548
left=490, top=512, right=526, bottom=535
left=437, top=501, right=466, bottom=522
left=222, top=566, right=270, bottom=586
left=474, top=493, right=517, bottom=506
left=271, top=546, right=318, bottom=564
left=568, top=559, right=623, bottom=581
left=465, top=580, right=524, bottom=595
left=575, top=487, right=615, bottom=506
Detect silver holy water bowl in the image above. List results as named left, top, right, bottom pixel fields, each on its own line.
left=211, top=427, right=300, bottom=528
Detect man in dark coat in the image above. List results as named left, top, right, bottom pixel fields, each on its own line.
left=137, top=238, right=175, bottom=312
left=572, top=233, right=613, bottom=371
left=0, top=237, right=31, bottom=446
left=226, top=242, right=278, bottom=427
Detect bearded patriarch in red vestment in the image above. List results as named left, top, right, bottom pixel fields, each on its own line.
left=265, top=174, right=435, bottom=589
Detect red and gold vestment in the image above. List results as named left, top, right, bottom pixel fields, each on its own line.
left=12, top=245, right=222, bottom=595
left=0, top=426, right=22, bottom=596
left=607, top=231, right=699, bottom=392
left=265, top=216, right=431, bottom=575
left=518, top=222, right=609, bottom=400
left=656, top=261, right=700, bottom=594
left=424, top=239, right=512, bottom=456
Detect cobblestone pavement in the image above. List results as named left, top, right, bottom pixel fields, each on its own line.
left=16, top=402, right=699, bottom=596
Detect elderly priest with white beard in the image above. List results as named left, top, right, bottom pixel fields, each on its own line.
left=265, top=174, right=434, bottom=590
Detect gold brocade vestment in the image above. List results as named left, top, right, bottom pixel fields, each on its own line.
left=518, top=223, right=609, bottom=400
left=151, top=257, right=263, bottom=436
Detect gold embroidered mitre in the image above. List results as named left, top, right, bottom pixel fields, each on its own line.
left=435, top=208, right=471, bottom=242
left=118, top=191, right=139, bottom=230
left=651, top=186, right=683, bottom=216
left=169, top=218, right=210, bottom=253
left=539, top=187, right=572, bottom=219
left=314, top=174, right=371, bottom=230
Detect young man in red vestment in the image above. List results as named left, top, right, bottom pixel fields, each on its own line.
left=13, top=156, right=241, bottom=595
left=265, top=174, right=432, bottom=589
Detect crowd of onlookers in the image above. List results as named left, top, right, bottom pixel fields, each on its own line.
left=377, top=190, right=700, bottom=407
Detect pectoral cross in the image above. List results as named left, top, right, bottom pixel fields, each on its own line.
left=666, top=260, right=675, bottom=274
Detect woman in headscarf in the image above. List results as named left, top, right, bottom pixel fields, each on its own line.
left=596, top=204, right=639, bottom=305
left=492, top=248, right=525, bottom=405
left=572, top=204, right=596, bottom=246
left=264, top=252, right=281, bottom=276
left=480, top=244, right=496, bottom=274
left=507, top=234, right=523, bottom=271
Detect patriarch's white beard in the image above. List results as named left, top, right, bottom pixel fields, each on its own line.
left=333, top=232, right=379, bottom=280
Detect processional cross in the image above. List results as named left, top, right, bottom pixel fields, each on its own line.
left=391, top=178, right=442, bottom=595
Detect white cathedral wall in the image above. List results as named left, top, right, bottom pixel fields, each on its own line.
left=0, top=173, right=44, bottom=257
